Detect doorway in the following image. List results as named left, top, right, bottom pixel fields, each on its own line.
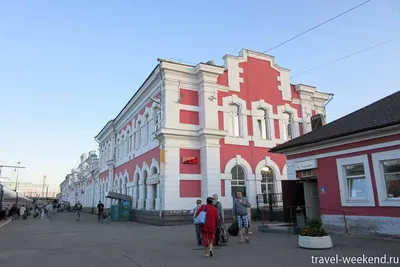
left=303, top=179, right=320, bottom=220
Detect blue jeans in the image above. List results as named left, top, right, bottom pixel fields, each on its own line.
left=195, top=224, right=202, bottom=245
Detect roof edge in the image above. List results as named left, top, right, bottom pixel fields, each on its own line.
left=269, top=124, right=400, bottom=155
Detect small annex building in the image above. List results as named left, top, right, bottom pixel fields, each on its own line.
left=270, top=90, right=400, bottom=236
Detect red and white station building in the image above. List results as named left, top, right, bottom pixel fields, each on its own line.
left=270, top=91, right=400, bottom=235
left=94, top=49, right=331, bottom=214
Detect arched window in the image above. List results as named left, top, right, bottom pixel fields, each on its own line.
left=231, top=165, right=246, bottom=197
left=229, top=104, right=242, bottom=137
left=282, top=112, right=293, bottom=141
left=257, top=108, right=270, bottom=140
left=261, top=166, right=275, bottom=195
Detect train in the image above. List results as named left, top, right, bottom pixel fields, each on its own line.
left=0, top=184, right=34, bottom=219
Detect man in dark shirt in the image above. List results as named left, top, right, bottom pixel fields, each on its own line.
left=97, top=201, right=104, bottom=223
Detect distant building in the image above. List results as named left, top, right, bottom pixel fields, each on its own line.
left=270, top=90, right=400, bottom=236
left=59, top=151, right=99, bottom=206
left=0, top=181, right=56, bottom=198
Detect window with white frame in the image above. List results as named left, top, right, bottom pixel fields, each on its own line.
left=344, top=164, right=368, bottom=200
left=135, top=121, right=141, bottom=149
left=126, top=131, right=130, bottom=154
left=229, top=104, right=242, bottom=137
left=336, top=155, right=375, bottom=206
left=372, top=149, right=400, bottom=206
left=257, top=108, right=270, bottom=140
left=381, top=159, right=400, bottom=198
left=143, top=115, right=149, bottom=145
left=154, top=107, right=160, bottom=132
left=120, top=135, right=124, bottom=159
left=261, top=166, right=275, bottom=194
left=282, top=112, right=293, bottom=141
left=130, top=133, right=133, bottom=152
left=116, top=139, right=120, bottom=160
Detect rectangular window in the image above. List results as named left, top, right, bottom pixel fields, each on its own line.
left=344, top=164, right=367, bottom=199
left=382, top=159, right=400, bottom=199
left=372, top=150, right=400, bottom=207
left=302, top=170, right=313, bottom=177
left=336, top=155, right=375, bottom=207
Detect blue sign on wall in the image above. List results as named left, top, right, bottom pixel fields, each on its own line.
left=320, top=187, right=327, bottom=194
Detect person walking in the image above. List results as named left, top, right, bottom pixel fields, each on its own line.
left=19, top=205, right=26, bottom=219
left=189, top=199, right=202, bottom=246
left=74, top=201, right=82, bottom=221
left=97, top=201, right=104, bottom=223
left=195, top=197, right=219, bottom=257
left=232, top=191, right=251, bottom=244
left=212, top=194, right=224, bottom=245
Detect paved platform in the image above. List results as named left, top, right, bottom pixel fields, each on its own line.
left=0, top=212, right=399, bottom=267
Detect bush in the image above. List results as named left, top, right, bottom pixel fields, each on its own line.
left=300, top=218, right=327, bottom=237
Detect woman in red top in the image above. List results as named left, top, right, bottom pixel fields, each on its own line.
left=195, top=197, right=219, bottom=257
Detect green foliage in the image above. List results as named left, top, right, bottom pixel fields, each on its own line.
left=300, top=217, right=328, bottom=237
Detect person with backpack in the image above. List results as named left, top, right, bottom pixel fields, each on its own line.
left=212, top=194, right=224, bottom=245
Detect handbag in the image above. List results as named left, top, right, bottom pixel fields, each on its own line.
left=228, top=221, right=239, bottom=236
left=194, top=205, right=206, bottom=225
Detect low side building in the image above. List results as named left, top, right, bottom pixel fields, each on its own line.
left=270, top=90, right=400, bottom=236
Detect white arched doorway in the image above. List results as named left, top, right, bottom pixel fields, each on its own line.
left=231, top=165, right=246, bottom=197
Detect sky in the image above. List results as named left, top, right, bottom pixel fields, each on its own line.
left=0, top=0, right=399, bottom=190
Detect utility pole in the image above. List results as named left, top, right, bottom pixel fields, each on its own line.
left=15, top=162, right=21, bottom=191
left=0, top=163, right=26, bottom=192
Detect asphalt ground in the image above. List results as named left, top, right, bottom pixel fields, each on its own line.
left=0, top=212, right=399, bottom=267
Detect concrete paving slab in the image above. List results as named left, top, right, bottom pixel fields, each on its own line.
left=0, top=212, right=399, bottom=267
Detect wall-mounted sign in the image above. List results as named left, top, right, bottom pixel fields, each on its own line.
left=182, top=157, right=198, bottom=165
left=295, top=159, right=318, bottom=171
left=320, top=187, right=326, bottom=194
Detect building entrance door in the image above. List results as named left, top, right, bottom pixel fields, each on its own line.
left=304, top=179, right=320, bottom=220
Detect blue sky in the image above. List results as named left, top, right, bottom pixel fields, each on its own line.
left=0, top=0, right=399, bottom=189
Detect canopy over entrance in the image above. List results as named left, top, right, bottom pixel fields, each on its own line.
left=106, top=191, right=131, bottom=202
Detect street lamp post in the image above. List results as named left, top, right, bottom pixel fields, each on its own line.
left=14, top=162, right=21, bottom=192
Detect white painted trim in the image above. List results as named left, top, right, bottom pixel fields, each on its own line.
left=287, top=140, right=400, bottom=163
left=255, top=156, right=282, bottom=176
left=336, top=155, right=375, bottom=207
left=223, top=155, right=253, bottom=175
left=281, top=127, right=400, bottom=156
left=371, top=149, right=400, bottom=207
left=180, top=174, right=202, bottom=180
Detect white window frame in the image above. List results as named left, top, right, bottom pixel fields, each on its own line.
left=336, top=155, right=375, bottom=207
left=372, top=149, right=400, bottom=207
left=229, top=104, right=243, bottom=138
left=257, top=108, right=271, bottom=140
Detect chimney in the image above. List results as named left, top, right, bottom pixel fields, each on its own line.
left=310, top=114, right=325, bottom=131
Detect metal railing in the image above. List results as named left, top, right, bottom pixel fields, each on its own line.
left=256, top=201, right=357, bottom=234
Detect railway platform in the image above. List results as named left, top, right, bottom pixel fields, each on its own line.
left=0, top=212, right=399, bottom=267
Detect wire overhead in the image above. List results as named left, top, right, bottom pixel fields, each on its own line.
left=291, top=38, right=398, bottom=78
left=263, top=0, right=372, bottom=53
